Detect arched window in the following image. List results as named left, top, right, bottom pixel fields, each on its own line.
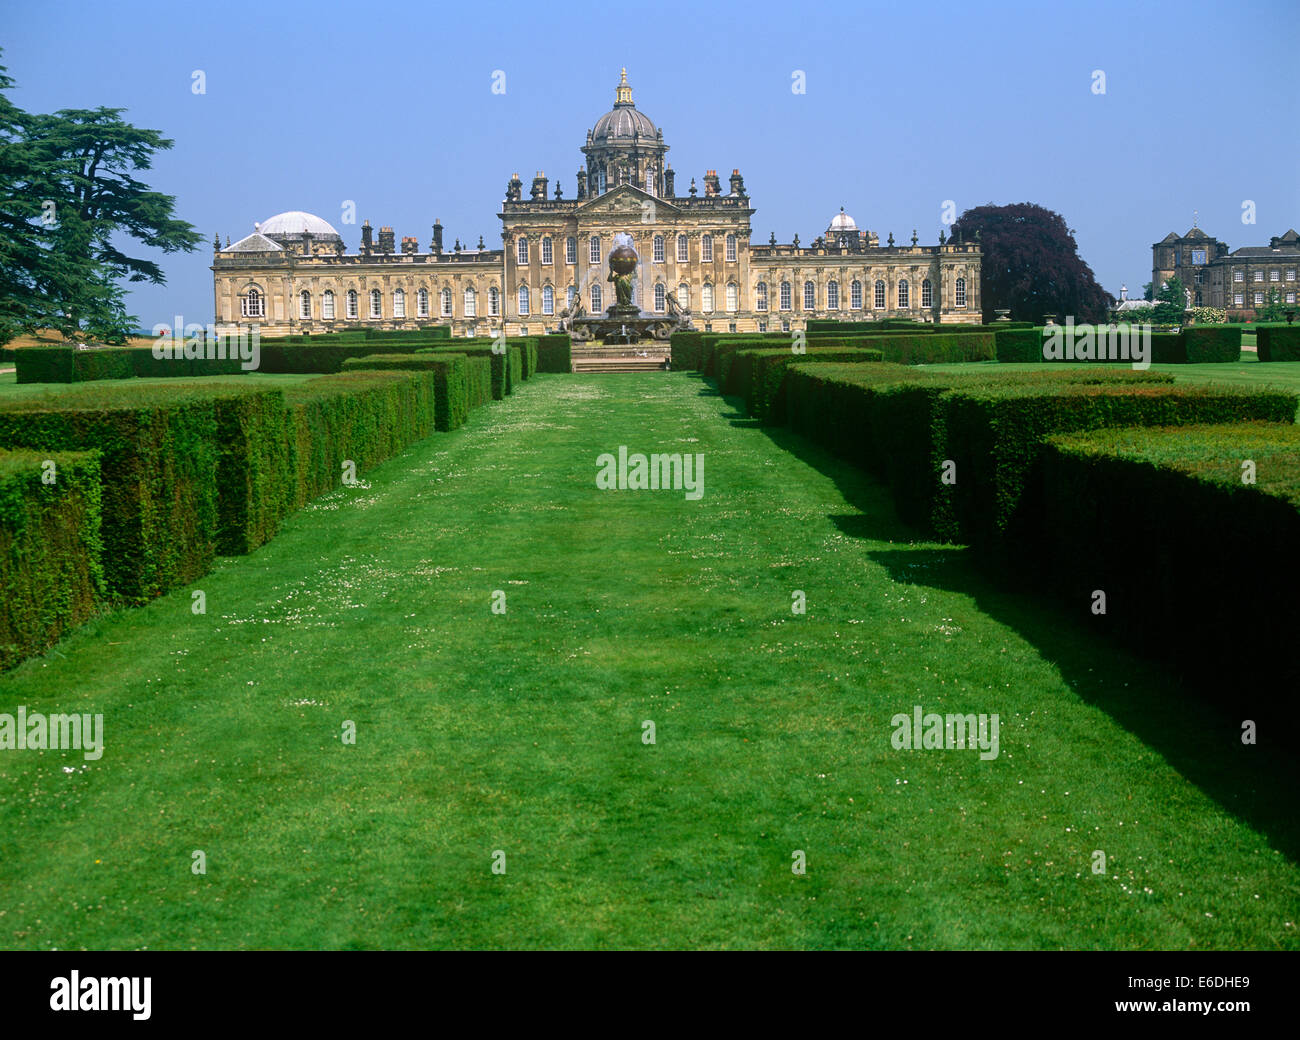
left=299, top=290, right=311, bottom=319
left=677, top=234, right=688, bottom=262
left=417, top=287, right=429, bottom=317
left=955, top=277, right=967, bottom=308
left=756, top=281, right=768, bottom=311
left=874, top=280, right=886, bottom=309
left=654, top=283, right=666, bottom=312
left=725, top=234, right=737, bottom=262
left=827, top=280, right=839, bottom=310
left=921, top=279, right=933, bottom=308
left=677, top=283, right=689, bottom=309
left=322, top=289, right=335, bottom=320
left=488, top=286, right=500, bottom=316
left=393, top=288, right=405, bottom=318
left=566, top=237, right=577, bottom=264
left=517, top=237, right=529, bottom=265
left=369, top=288, right=382, bottom=318
left=653, top=235, right=664, bottom=263
left=541, top=237, right=552, bottom=265
left=542, top=285, right=554, bottom=315
left=589, top=236, right=601, bottom=264
left=851, top=280, right=862, bottom=309
left=702, top=234, right=713, bottom=262
left=779, top=281, right=792, bottom=311
left=701, top=284, right=714, bottom=312
left=591, top=283, right=602, bottom=310
left=464, top=287, right=477, bottom=317
left=645, top=165, right=655, bottom=194
left=346, top=289, right=358, bottom=319
left=898, top=280, right=909, bottom=308
left=803, top=281, right=815, bottom=310
left=241, top=287, right=265, bottom=318
left=726, top=283, right=738, bottom=311
left=441, top=288, right=453, bottom=317
left=518, top=285, right=530, bottom=315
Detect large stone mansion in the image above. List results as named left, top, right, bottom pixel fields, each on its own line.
left=212, top=70, right=982, bottom=337
left=1152, top=225, right=1300, bottom=318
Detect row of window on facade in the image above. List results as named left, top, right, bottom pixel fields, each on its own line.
left=517, top=233, right=741, bottom=267
left=1230, top=268, right=1297, bottom=283
left=1234, top=291, right=1298, bottom=306
left=241, top=276, right=967, bottom=320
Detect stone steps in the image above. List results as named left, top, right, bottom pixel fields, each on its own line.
left=571, top=356, right=669, bottom=373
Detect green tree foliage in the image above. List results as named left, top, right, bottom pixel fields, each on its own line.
left=949, top=202, right=1112, bottom=324
left=1255, top=288, right=1298, bottom=324
left=1154, top=277, right=1187, bottom=324
left=0, top=52, right=200, bottom=344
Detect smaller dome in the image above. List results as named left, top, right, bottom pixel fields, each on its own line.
left=259, top=210, right=342, bottom=240
left=829, top=207, right=857, bottom=231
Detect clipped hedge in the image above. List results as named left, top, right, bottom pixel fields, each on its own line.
left=736, top=347, right=884, bottom=424
left=282, top=370, right=439, bottom=509
left=15, top=346, right=74, bottom=383
left=670, top=330, right=704, bottom=370
left=946, top=383, right=1298, bottom=555
left=994, top=327, right=1041, bottom=363
left=0, top=385, right=222, bottom=603
left=1041, top=422, right=1300, bottom=713
left=785, top=365, right=1187, bottom=540
left=211, top=387, right=295, bottom=555
left=1183, top=325, right=1241, bottom=363
left=1257, top=325, right=1300, bottom=362
left=0, top=448, right=104, bottom=670
left=536, top=333, right=572, bottom=373
left=341, top=352, right=481, bottom=430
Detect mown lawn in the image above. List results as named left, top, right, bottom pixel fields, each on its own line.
left=0, top=372, right=1295, bottom=949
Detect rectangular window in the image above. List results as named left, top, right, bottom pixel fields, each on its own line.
left=589, top=237, right=600, bottom=264
left=393, top=292, right=405, bottom=318
left=702, top=236, right=713, bottom=263
left=1254, top=271, right=1264, bottom=282
left=921, top=281, right=932, bottom=308
left=517, top=238, right=529, bottom=265
left=779, top=283, right=791, bottom=310
left=323, top=293, right=335, bottom=319
left=346, top=293, right=358, bottom=319
left=541, top=238, right=552, bottom=265
left=758, top=321, right=767, bottom=333
left=874, top=282, right=886, bottom=308
left=1271, top=269, right=1281, bottom=282
left=677, top=236, right=688, bottom=262
left=1288, top=269, right=1296, bottom=282
left=1234, top=291, right=1244, bottom=306
left=566, top=237, right=577, bottom=264
left=1287, top=292, right=1296, bottom=304
left=1234, top=270, right=1244, bottom=282
left=850, top=282, right=862, bottom=309
left=1254, top=292, right=1264, bottom=305
left=300, top=294, right=311, bottom=319
left=653, top=237, right=664, bottom=263
left=726, top=235, right=736, bottom=262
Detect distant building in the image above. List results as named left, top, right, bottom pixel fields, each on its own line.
left=212, top=70, right=982, bottom=336
left=1152, top=227, right=1299, bottom=317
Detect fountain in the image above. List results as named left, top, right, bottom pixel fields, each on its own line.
left=563, top=232, right=693, bottom=344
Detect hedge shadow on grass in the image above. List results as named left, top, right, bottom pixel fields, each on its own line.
left=741, top=398, right=1300, bottom=860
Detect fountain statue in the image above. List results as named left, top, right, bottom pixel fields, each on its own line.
left=567, top=230, right=693, bottom=344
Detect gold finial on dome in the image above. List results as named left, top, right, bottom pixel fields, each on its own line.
left=615, top=67, right=633, bottom=105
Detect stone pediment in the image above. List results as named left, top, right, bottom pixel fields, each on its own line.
left=576, top=184, right=681, bottom=220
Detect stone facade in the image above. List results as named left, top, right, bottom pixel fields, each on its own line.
left=1152, top=226, right=1300, bottom=318
left=212, top=71, right=982, bottom=337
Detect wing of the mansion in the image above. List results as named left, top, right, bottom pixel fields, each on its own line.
left=212, top=70, right=981, bottom=337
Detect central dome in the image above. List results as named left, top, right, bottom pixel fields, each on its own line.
left=590, top=68, right=657, bottom=143
left=829, top=207, right=858, bottom=232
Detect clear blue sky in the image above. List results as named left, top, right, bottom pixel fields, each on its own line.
left=5, top=0, right=1297, bottom=326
